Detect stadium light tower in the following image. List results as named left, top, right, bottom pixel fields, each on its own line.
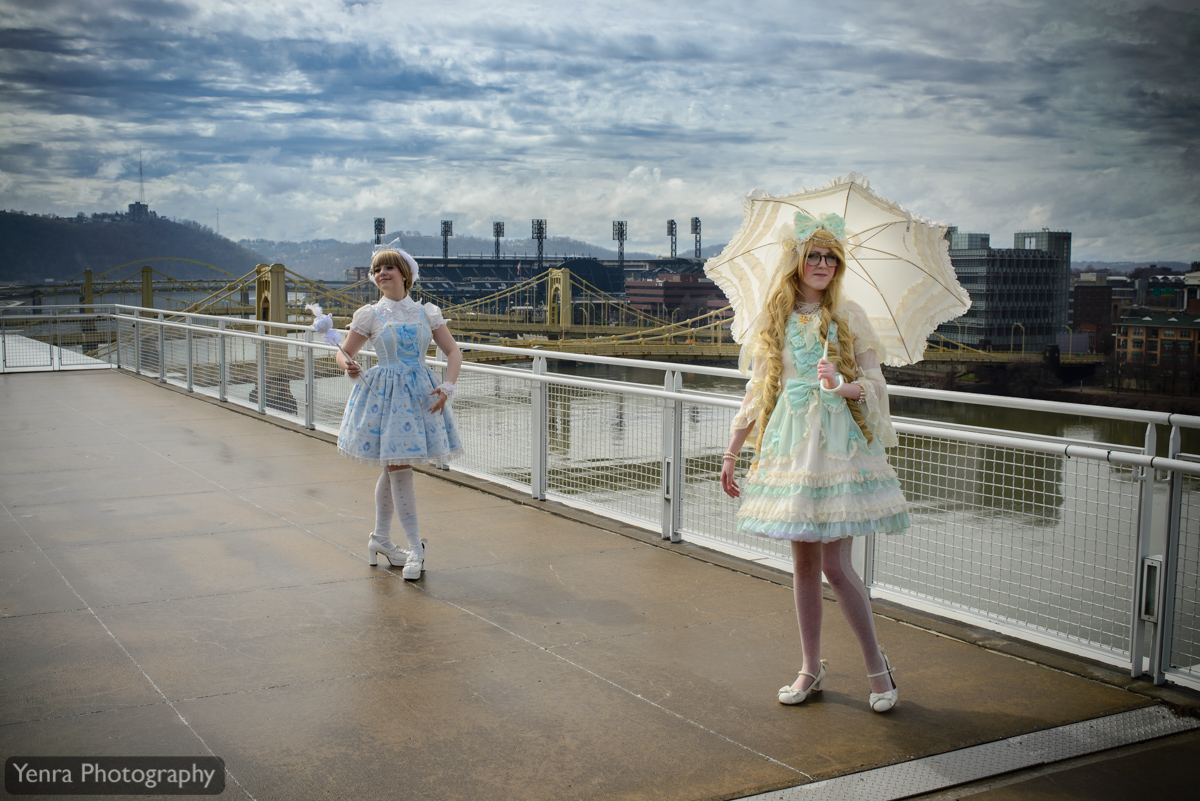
left=532, top=218, right=546, bottom=271
left=374, top=217, right=385, bottom=246
left=440, top=220, right=453, bottom=260
left=691, top=217, right=702, bottom=258
left=667, top=219, right=677, bottom=259
left=493, top=221, right=504, bottom=259
left=613, top=221, right=627, bottom=270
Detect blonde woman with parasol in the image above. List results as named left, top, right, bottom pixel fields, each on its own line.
left=719, top=212, right=910, bottom=712
left=711, top=175, right=969, bottom=712
left=333, top=241, right=464, bottom=580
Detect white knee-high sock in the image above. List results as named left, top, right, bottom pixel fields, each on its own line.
left=388, top=468, right=421, bottom=551
left=373, top=469, right=394, bottom=542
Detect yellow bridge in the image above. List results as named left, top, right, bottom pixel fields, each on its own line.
left=5, top=258, right=1101, bottom=366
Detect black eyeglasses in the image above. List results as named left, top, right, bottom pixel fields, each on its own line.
left=805, top=253, right=839, bottom=267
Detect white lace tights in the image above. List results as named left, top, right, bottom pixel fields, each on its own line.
left=387, top=467, right=422, bottom=552
left=791, top=538, right=890, bottom=692
left=373, top=470, right=394, bottom=541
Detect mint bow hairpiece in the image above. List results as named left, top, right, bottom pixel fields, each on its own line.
left=792, top=212, right=847, bottom=243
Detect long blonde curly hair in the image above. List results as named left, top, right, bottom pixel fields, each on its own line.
left=752, top=231, right=873, bottom=452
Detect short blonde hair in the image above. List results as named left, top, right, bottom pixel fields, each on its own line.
left=371, top=250, right=413, bottom=293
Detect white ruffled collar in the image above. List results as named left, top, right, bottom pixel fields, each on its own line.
left=375, top=294, right=425, bottom=323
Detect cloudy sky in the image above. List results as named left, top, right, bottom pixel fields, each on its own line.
left=1, top=0, right=1197, bottom=262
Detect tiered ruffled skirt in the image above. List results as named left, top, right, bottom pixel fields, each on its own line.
left=737, top=388, right=909, bottom=542
left=337, top=362, right=463, bottom=467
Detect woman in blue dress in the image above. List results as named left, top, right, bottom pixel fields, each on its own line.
left=720, top=213, right=909, bottom=712
left=336, top=246, right=463, bottom=580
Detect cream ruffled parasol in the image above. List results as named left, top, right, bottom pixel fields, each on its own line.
left=704, top=173, right=970, bottom=368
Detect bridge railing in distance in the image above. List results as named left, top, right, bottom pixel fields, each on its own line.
left=7, top=305, right=1200, bottom=692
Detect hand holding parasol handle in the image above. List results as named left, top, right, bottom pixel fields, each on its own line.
left=819, top=328, right=844, bottom=391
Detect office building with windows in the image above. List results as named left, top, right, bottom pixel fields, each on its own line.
left=935, top=227, right=1068, bottom=352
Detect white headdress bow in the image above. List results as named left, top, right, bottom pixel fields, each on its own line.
left=370, top=237, right=420, bottom=285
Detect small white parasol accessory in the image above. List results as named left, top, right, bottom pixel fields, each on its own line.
left=306, top=303, right=379, bottom=396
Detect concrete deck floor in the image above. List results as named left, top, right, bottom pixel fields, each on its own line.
left=1, top=370, right=1197, bottom=801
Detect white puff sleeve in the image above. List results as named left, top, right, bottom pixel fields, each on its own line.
left=349, top=304, right=380, bottom=340
left=730, top=345, right=767, bottom=434
left=845, top=303, right=898, bottom=448
left=423, top=302, right=450, bottom=331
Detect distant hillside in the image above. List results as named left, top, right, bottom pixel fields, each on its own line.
left=244, top=232, right=662, bottom=280
left=1072, top=260, right=1193, bottom=273
left=0, top=211, right=267, bottom=283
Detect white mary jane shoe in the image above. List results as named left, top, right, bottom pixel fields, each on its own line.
left=778, top=660, right=826, bottom=705
left=367, top=534, right=407, bottom=567
left=402, top=541, right=426, bottom=581
left=867, top=650, right=898, bottom=713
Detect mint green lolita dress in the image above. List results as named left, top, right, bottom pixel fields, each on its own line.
left=734, top=302, right=910, bottom=542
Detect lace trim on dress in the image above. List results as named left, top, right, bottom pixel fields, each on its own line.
left=349, top=296, right=448, bottom=339
left=376, top=296, right=426, bottom=324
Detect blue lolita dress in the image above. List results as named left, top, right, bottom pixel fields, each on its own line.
left=734, top=301, right=910, bottom=541
left=337, top=296, right=464, bottom=467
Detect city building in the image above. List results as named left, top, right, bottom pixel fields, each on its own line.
left=1015, top=229, right=1072, bottom=333
left=1143, top=274, right=1187, bottom=309
left=625, top=272, right=725, bottom=316
left=935, top=227, right=1067, bottom=352
left=1187, top=271, right=1200, bottom=310
left=1113, top=307, right=1200, bottom=393
left=1071, top=274, right=1119, bottom=352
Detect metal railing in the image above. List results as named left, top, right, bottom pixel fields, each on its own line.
left=5, top=304, right=1200, bottom=690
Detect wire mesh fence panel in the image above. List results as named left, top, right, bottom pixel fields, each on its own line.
left=54, top=315, right=113, bottom=367
left=543, top=382, right=662, bottom=528
left=190, top=330, right=224, bottom=400
left=116, top=317, right=136, bottom=369
left=1170, top=474, right=1200, bottom=680
left=1, top=318, right=54, bottom=369
left=136, top=321, right=161, bottom=376
left=161, top=328, right=190, bottom=386
left=873, top=430, right=1139, bottom=658
left=449, top=368, right=533, bottom=493
left=307, top=346, right=360, bottom=432
left=221, top=335, right=259, bottom=410
left=677, top=398, right=792, bottom=564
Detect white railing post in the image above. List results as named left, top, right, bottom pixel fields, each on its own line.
left=112, top=313, right=121, bottom=369
left=217, top=319, right=227, bottom=402
left=133, top=312, right=142, bottom=375
left=256, top=323, right=266, bottom=414
left=861, top=532, right=876, bottom=593
left=1, top=315, right=7, bottom=372
left=1152, top=424, right=1183, bottom=684
left=661, top=369, right=683, bottom=541
left=185, top=325, right=194, bottom=392
left=50, top=313, right=60, bottom=371
left=530, top=355, right=548, bottom=500
left=303, top=331, right=315, bottom=430
left=157, top=312, right=166, bottom=383
left=1130, top=422, right=1158, bottom=676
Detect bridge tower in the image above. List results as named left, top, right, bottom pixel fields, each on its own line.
left=141, top=266, right=153, bottom=309
left=255, top=263, right=288, bottom=326
left=547, top=267, right=572, bottom=327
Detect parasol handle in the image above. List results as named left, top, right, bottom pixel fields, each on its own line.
left=820, top=332, right=844, bottom=391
